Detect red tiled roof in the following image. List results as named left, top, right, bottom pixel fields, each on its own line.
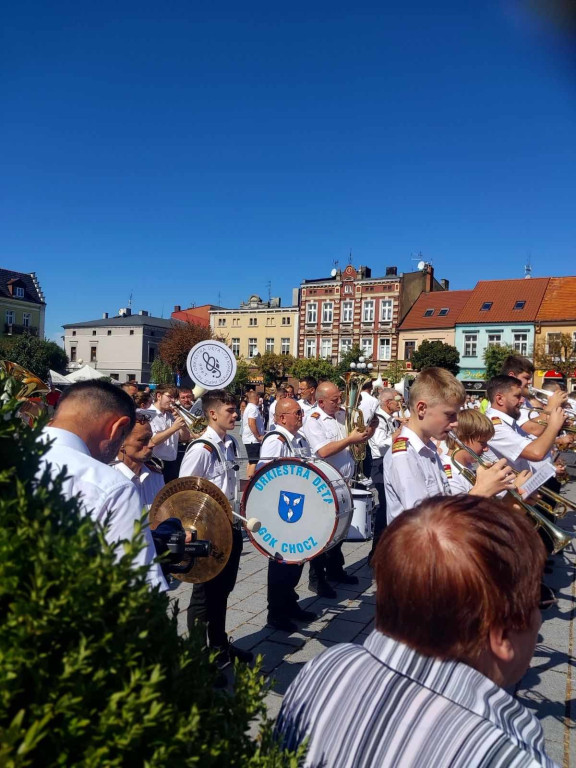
left=537, top=277, right=576, bottom=322
left=456, top=278, right=549, bottom=324
left=399, top=290, right=472, bottom=331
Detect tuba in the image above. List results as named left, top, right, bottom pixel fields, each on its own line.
left=342, top=371, right=372, bottom=465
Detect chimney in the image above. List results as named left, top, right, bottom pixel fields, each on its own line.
left=174, top=305, right=181, bottom=312
left=440, top=278, right=449, bottom=291
left=119, top=307, right=132, bottom=317
left=138, top=310, right=149, bottom=316
left=102, top=312, right=108, bottom=319
left=425, top=264, right=434, bottom=293
left=385, top=266, right=397, bottom=277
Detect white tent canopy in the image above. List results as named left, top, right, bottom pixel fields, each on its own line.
left=49, top=369, right=70, bottom=386
left=65, top=364, right=107, bottom=383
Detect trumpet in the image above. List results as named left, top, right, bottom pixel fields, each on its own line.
left=528, top=385, right=576, bottom=419
left=447, top=431, right=573, bottom=555
left=172, top=402, right=207, bottom=437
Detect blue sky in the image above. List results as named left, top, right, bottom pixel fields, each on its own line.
left=2, top=1, right=575, bottom=342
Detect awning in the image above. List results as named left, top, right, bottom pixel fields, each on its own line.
left=543, top=370, right=564, bottom=379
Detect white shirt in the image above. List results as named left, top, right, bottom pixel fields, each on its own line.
left=359, top=391, right=379, bottom=425
left=368, top=407, right=398, bottom=460
left=302, top=406, right=355, bottom=480
left=440, top=452, right=474, bottom=495
left=485, top=407, right=552, bottom=475
left=111, top=460, right=165, bottom=511
left=149, top=404, right=179, bottom=461
left=384, top=425, right=450, bottom=523
left=179, top=425, right=238, bottom=504
left=268, top=398, right=279, bottom=428
left=298, top=398, right=317, bottom=422
left=241, top=402, right=264, bottom=444
left=39, top=427, right=166, bottom=591
left=257, top=425, right=311, bottom=467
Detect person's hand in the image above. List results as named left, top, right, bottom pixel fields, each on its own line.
left=472, top=458, right=515, bottom=497
left=555, top=434, right=573, bottom=450
left=548, top=407, right=566, bottom=432
left=173, top=415, right=187, bottom=431
left=514, top=469, right=532, bottom=495
left=364, top=416, right=379, bottom=439
left=348, top=427, right=369, bottom=444
left=554, top=461, right=567, bottom=477
left=545, top=390, right=568, bottom=413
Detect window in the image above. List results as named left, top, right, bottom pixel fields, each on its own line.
left=218, top=318, right=226, bottom=327
left=487, top=333, right=502, bottom=347
left=340, top=338, right=352, bottom=356
left=404, top=341, right=416, bottom=360
left=128, top=374, right=136, bottom=382
left=148, top=346, right=156, bottom=363
left=513, top=301, right=526, bottom=310
left=320, top=338, right=331, bottom=358
left=380, top=300, right=393, bottom=322
left=5, top=310, right=14, bottom=325
left=464, top=334, right=478, bottom=357
left=232, top=318, right=240, bottom=327
left=266, top=317, right=274, bottom=326
left=92, top=330, right=96, bottom=336
left=129, top=329, right=134, bottom=335
left=70, top=346, right=77, bottom=362
left=282, top=317, right=291, bottom=325
left=248, top=338, right=258, bottom=358
left=265, top=337, right=275, bottom=353
left=480, top=302, right=493, bottom=312
left=362, top=300, right=375, bottom=323
left=546, top=333, right=561, bottom=355
left=322, top=302, right=333, bottom=323
left=306, top=303, right=318, bottom=324
left=90, top=346, right=97, bottom=362
left=281, top=337, right=290, bottom=355
left=305, top=339, right=316, bottom=358
left=72, top=330, right=76, bottom=336
left=231, top=338, right=240, bottom=356
left=379, top=338, right=391, bottom=361
left=361, top=337, right=373, bottom=357
left=150, top=331, right=155, bottom=336
left=110, top=373, right=119, bottom=381
left=438, top=308, right=449, bottom=317
left=424, top=309, right=434, bottom=317
left=342, top=301, right=353, bottom=323
left=344, top=284, right=353, bottom=294
left=513, top=333, right=528, bottom=355
left=15, top=286, right=24, bottom=298
left=107, top=330, right=112, bottom=336
left=249, top=317, right=257, bottom=326
left=22, top=313, right=31, bottom=327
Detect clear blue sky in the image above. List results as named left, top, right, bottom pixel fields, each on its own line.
left=2, top=1, right=575, bottom=342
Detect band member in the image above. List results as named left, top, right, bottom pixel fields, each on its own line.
left=241, top=390, right=265, bottom=480
left=302, top=381, right=373, bottom=597
left=384, top=369, right=513, bottom=523
left=179, top=390, right=253, bottom=666
left=39, top=380, right=166, bottom=590
left=257, top=398, right=318, bottom=632
left=111, top=412, right=165, bottom=511
left=174, top=387, right=195, bottom=475
left=297, top=376, right=318, bottom=419
left=149, top=386, right=190, bottom=483
left=500, top=355, right=567, bottom=435
left=359, top=380, right=379, bottom=478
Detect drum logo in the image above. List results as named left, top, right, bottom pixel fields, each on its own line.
left=278, top=491, right=305, bottom=524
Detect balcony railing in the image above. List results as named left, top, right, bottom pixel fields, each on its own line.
left=4, top=324, right=39, bottom=336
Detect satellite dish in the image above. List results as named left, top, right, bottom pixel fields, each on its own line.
left=330, top=268, right=337, bottom=277
left=417, top=260, right=426, bottom=271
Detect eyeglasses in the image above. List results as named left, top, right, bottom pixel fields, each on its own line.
left=135, top=414, right=152, bottom=424
left=284, top=409, right=303, bottom=417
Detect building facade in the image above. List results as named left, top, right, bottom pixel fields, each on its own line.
left=533, top=277, right=576, bottom=388
left=210, top=295, right=299, bottom=360
left=0, top=268, right=46, bottom=339
left=397, top=290, right=472, bottom=362
left=171, top=304, right=222, bottom=328
left=63, top=308, right=183, bottom=383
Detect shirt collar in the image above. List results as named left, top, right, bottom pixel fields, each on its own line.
left=273, top=423, right=298, bottom=443
left=486, top=406, right=516, bottom=427
left=204, top=425, right=228, bottom=448
left=42, top=426, right=92, bottom=457
left=400, top=425, right=437, bottom=456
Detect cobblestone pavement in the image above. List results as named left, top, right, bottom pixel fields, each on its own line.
left=169, top=430, right=576, bottom=765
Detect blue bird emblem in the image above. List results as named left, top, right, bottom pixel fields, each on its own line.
left=278, top=490, right=305, bottom=524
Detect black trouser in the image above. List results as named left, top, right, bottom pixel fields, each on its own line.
left=534, top=477, right=563, bottom=556
left=369, top=457, right=386, bottom=559
left=362, top=452, right=372, bottom=479
left=267, top=560, right=304, bottom=618
left=162, top=458, right=180, bottom=484
left=308, top=542, right=346, bottom=586
left=187, top=527, right=243, bottom=648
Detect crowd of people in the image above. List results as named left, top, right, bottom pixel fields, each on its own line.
left=29, top=352, right=576, bottom=767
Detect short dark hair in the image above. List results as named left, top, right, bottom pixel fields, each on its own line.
left=500, top=355, right=535, bottom=377
left=57, top=380, right=136, bottom=429
left=202, top=389, right=237, bottom=416
left=487, top=375, right=522, bottom=404
left=373, top=495, right=545, bottom=663
left=361, top=381, right=373, bottom=392
left=154, top=386, right=178, bottom=399
left=299, top=376, right=317, bottom=389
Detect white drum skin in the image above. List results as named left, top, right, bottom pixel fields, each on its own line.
left=241, top=458, right=353, bottom=564
left=348, top=488, right=375, bottom=541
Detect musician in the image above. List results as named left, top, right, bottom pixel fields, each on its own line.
left=359, top=380, right=379, bottom=477
left=179, top=390, right=253, bottom=667
left=276, top=495, right=554, bottom=768
left=257, top=399, right=318, bottom=632
left=149, top=386, right=190, bottom=483
left=384, top=369, right=513, bottom=524
left=302, top=380, right=373, bottom=596
left=297, top=376, right=318, bottom=419
left=111, top=412, right=165, bottom=511
left=500, top=355, right=567, bottom=435
left=241, top=390, right=265, bottom=479
left=174, top=387, right=194, bottom=475
left=39, top=380, right=166, bottom=590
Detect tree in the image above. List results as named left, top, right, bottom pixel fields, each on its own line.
left=380, top=360, right=406, bottom=386
left=229, top=357, right=252, bottom=395
left=411, top=340, right=460, bottom=376
left=534, top=333, right=576, bottom=380
left=290, top=356, right=335, bottom=384
left=253, top=352, right=295, bottom=387
left=0, top=332, right=68, bottom=381
left=334, top=344, right=373, bottom=382
left=483, top=344, right=515, bottom=381
left=0, top=370, right=301, bottom=766
left=150, top=358, right=174, bottom=386
left=158, top=322, right=212, bottom=374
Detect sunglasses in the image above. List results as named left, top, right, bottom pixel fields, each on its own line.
left=135, top=414, right=153, bottom=424
left=284, top=409, right=303, bottom=417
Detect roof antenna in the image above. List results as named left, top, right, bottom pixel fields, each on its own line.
left=128, top=291, right=133, bottom=308
left=348, top=250, right=353, bottom=265
left=266, top=280, right=271, bottom=302
left=524, top=255, right=532, bottom=279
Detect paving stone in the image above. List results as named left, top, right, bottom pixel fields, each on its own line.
left=268, top=660, right=307, bottom=696
left=317, top=617, right=367, bottom=644
left=337, top=599, right=375, bottom=625
left=288, top=637, right=337, bottom=664
left=263, top=690, right=285, bottom=720
left=253, top=640, right=297, bottom=674
left=230, top=623, right=275, bottom=650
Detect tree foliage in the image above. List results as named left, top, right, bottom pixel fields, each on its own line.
left=410, top=340, right=460, bottom=376
left=158, top=322, right=212, bottom=374
left=150, top=358, right=174, bottom=386
left=380, top=360, right=406, bottom=386
left=0, top=372, right=301, bottom=767
left=0, top=333, right=68, bottom=381
left=333, top=344, right=373, bottom=382
left=290, top=357, right=336, bottom=384
left=229, top=357, right=252, bottom=395
left=483, top=344, right=515, bottom=381
left=253, top=353, right=296, bottom=387
left=534, top=333, right=576, bottom=380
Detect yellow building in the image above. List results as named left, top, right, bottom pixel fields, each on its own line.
left=0, top=268, right=46, bottom=339
left=210, top=295, right=299, bottom=360
left=534, top=277, right=576, bottom=390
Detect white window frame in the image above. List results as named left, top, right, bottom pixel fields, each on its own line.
left=282, top=316, right=291, bottom=325
left=464, top=334, right=478, bottom=357
left=513, top=333, right=528, bottom=356
left=322, top=301, right=333, bottom=323
left=231, top=338, right=240, bottom=356
left=362, top=300, right=375, bottom=323
left=320, top=338, right=332, bottom=359
left=487, top=333, right=502, bottom=347
left=305, top=339, right=316, bottom=358
left=248, top=338, right=258, bottom=358
left=546, top=333, right=561, bottom=356
left=306, top=303, right=318, bottom=324
left=265, top=337, right=274, bottom=353
left=361, top=337, right=373, bottom=357
left=344, top=284, right=353, bottom=294
left=22, top=313, right=31, bottom=328
left=281, top=337, right=290, bottom=355
left=15, top=286, right=24, bottom=298
left=379, top=338, right=391, bottom=361
left=217, top=318, right=226, bottom=326
left=342, top=301, right=353, bottom=323
left=380, top=300, right=393, bottom=322
left=340, top=337, right=352, bottom=357
left=5, top=310, right=15, bottom=325
left=249, top=317, right=257, bottom=326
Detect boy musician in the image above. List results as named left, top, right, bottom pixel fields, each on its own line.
left=179, top=390, right=253, bottom=667
left=384, top=368, right=514, bottom=523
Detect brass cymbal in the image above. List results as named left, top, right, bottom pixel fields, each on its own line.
left=150, top=476, right=233, bottom=583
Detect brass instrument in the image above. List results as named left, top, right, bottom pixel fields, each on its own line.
left=342, top=371, right=371, bottom=466
left=528, top=385, right=576, bottom=419
left=447, top=431, right=573, bottom=555
left=0, top=360, right=51, bottom=425
left=172, top=402, right=207, bottom=437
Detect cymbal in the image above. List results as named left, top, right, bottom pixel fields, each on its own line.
left=150, top=476, right=233, bottom=583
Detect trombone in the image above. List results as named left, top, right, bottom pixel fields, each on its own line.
left=447, top=431, right=573, bottom=555
left=171, top=402, right=208, bottom=437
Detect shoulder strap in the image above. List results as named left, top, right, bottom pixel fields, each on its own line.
left=261, top=430, right=294, bottom=455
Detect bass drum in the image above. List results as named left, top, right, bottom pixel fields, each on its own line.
left=240, top=458, right=353, bottom=564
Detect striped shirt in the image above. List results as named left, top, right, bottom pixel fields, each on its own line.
left=275, top=630, right=557, bottom=768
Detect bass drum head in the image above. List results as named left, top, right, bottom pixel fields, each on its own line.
left=241, top=458, right=353, bottom=564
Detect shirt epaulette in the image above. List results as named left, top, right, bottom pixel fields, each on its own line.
left=392, top=437, right=408, bottom=453
left=203, top=443, right=213, bottom=453
left=145, top=460, right=163, bottom=474
left=276, top=433, right=287, bottom=443
left=311, top=412, right=320, bottom=420
left=443, top=464, right=453, bottom=479
left=491, top=416, right=503, bottom=425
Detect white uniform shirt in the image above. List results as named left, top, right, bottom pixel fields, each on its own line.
left=298, top=398, right=317, bottom=422
left=302, top=406, right=355, bottom=481
left=111, top=461, right=165, bottom=511
left=440, top=453, right=474, bottom=495
left=268, top=398, right=279, bottom=428
left=241, top=402, right=264, bottom=444
left=359, top=391, right=379, bottom=425
left=485, top=407, right=537, bottom=474
left=368, top=407, right=399, bottom=460
left=149, top=404, right=179, bottom=461
left=39, top=427, right=166, bottom=591
left=258, top=425, right=311, bottom=467
left=384, top=425, right=450, bottom=524
left=179, top=425, right=238, bottom=504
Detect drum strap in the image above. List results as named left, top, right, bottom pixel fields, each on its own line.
left=187, top=436, right=239, bottom=508
left=260, top=431, right=295, bottom=456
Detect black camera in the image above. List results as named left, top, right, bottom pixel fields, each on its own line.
left=151, top=517, right=211, bottom=576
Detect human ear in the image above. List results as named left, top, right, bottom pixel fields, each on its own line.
left=416, top=400, right=427, bottom=418
left=109, top=415, right=131, bottom=444
left=488, top=626, right=514, bottom=663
